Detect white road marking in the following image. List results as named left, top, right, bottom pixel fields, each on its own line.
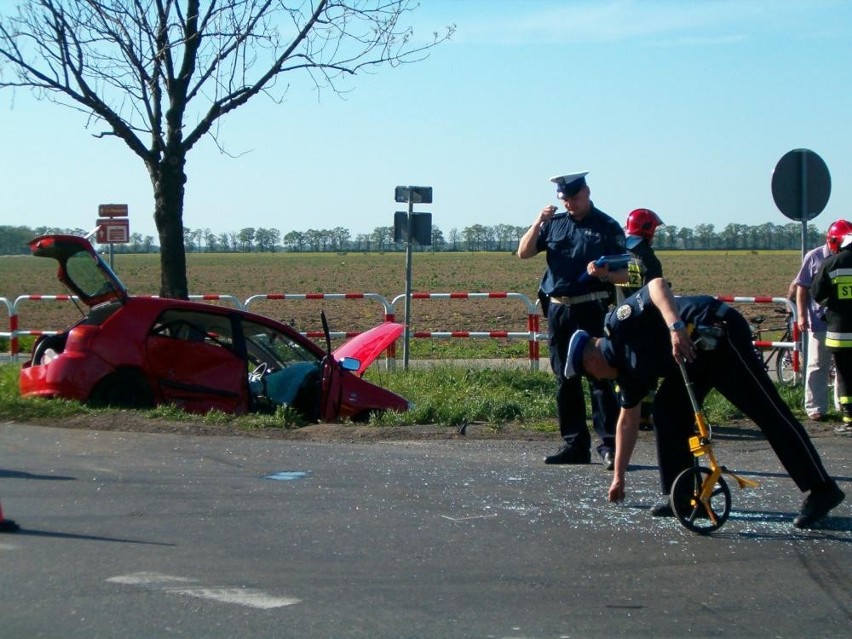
left=107, top=572, right=301, bottom=609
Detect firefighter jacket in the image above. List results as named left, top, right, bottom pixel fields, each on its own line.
left=613, top=236, right=663, bottom=304
left=812, top=244, right=852, bottom=349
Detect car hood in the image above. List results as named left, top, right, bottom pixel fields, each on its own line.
left=28, top=234, right=127, bottom=306
left=333, top=322, right=403, bottom=375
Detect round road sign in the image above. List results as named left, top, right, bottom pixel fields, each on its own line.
left=771, top=149, right=831, bottom=221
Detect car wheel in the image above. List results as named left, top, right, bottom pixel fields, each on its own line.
left=89, top=369, right=155, bottom=409
left=350, top=410, right=381, bottom=424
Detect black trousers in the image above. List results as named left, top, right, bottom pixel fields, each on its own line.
left=653, top=307, right=832, bottom=495
left=548, top=299, right=616, bottom=455
left=830, top=347, right=852, bottom=421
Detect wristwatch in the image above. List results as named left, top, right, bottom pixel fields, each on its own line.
left=669, top=319, right=686, bottom=332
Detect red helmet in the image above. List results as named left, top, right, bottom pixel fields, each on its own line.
left=625, top=208, right=664, bottom=240
left=826, top=219, right=852, bottom=252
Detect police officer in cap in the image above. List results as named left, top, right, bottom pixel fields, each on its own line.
left=518, top=171, right=625, bottom=468
left=563, top=277, right=845, bottom=529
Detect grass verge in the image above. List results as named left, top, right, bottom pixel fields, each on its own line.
left=1, top=362, right=807, bottom=432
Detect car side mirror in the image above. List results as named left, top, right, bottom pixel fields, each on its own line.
left=340, top=357, right=361, bottom=372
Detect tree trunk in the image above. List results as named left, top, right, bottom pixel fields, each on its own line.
left=150, top=153, right=189, bottom=299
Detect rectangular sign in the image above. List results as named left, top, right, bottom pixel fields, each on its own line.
left=394, top=186, right=433, bottom=204
left=96, top=218, right=130, bottom=244
left=98, top=203, right=129, bottom=217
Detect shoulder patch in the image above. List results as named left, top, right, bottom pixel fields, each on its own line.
left=615, top=304, right=632, bottom=321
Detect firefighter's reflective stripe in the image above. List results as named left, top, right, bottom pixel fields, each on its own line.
left=825, top=330, right=852, bottom=348
left=613, top=256, right=645, bottom=304
left=614, top=256, right=644, bottom=290
left=830, top=273, right=852, bottom=299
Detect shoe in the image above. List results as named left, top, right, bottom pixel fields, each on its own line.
left=603, top=451, right=615, bottom=471
left=651, top=499, right=675, bottom=517
left=835, top=424, right=852, bottom=435
left=807, top=412, right=824, bottom=422
left=544, top=445, right=591, bottom=465
left=650, top=498, right=710, bottom=519
left=793, top=482, right=845, bottom=529
left=639, top=418, right=654, bottom=431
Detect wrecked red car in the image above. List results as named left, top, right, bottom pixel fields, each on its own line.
left=19, top=235, right=410, bottom=422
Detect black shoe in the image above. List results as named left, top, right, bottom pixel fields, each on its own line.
left=602, top=451, right=615, bottom=471
left=650, top=498, right=709, bottom=519
left=651, top=500, right=675, bottom=517
left=639, top=418, right=654, bottom=431
left=793, top=482, right=845, bottom=529
left=544, top=445, right=591, bottom=465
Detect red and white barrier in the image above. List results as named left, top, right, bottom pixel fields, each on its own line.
left=1, top=291, right=801, bottom=377
left=391, top=292, right=541, bottom=371
left=714, top=295, right=801, bottom=376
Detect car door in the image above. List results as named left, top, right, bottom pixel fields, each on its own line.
left=239, top=318, right=343, bottom=421
left=146, top=309, right=248, bottom=414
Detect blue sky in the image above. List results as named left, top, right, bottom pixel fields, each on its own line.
left=2, top=0, right=851, bottom=242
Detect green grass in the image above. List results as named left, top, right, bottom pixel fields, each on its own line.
left=1, top=361, right=808, bottom=432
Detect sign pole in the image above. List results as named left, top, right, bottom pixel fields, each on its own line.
left=403, top=199, right=414, bottom=370
left=771, top=148, right=832, bottom=385
left=393, top=186, right=433, bottom=372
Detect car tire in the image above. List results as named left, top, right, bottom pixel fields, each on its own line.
left=89, top=369, right=155, bottom=409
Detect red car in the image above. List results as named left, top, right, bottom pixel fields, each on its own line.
left=19, top=235, right=410, bottom=422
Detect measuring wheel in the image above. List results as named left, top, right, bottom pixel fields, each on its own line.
left=670, top=466, right=732, bottom=534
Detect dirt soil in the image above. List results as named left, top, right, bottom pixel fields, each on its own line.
left=17, top=412, right=840, bottom=442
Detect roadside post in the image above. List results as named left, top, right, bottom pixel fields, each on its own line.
left=393, top=186, right=433, bottom=370
left=770, top=148, right=831, bottom=371
left=95, top=203, right=131, bottom=269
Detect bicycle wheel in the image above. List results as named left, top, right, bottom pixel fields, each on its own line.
left=670, top=466, right=731, bottom=534
left=774, top=348, right=799, bottom=385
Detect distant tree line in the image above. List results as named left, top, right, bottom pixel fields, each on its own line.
left=0, top=221, right=829, bottom=256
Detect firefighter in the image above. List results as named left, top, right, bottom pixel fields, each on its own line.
left=812, top=231, right=852, bottom=434
left=615, top=208, right=665, bottom=302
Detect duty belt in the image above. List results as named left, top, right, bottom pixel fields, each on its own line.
left=550, top=291, right=610, bottom=306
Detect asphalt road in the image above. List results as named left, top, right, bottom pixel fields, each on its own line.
left=0, top=421, right=849, bottom=639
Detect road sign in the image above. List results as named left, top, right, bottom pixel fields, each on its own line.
left=394, top=186, right=433, bottom=204
left=98, top=203, right=129, bottom=217
left=771, top=149, right=831, bottom=221
left=394, top=211, right=432, bottom=245
left=96, top=218, right=130, bottom=244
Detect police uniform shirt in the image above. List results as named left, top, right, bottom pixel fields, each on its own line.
left=536, top=206, right=625, bottom=298
left=602, top=287, right=724, bottom=408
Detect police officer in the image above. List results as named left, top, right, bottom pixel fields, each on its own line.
left=812, top=231, right=852, bottom=433
left=564, top=277, right=845, bottom=529
left=517, top=171, right=625, bottom=468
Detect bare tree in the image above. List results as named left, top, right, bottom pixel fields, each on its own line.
left=0, top=1, right=453, bottom=298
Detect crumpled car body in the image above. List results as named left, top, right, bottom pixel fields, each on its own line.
left=19, top=235, right=409, bottom=422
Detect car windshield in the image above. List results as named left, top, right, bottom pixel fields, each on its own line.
left=242, top=320, right=317, bottom=371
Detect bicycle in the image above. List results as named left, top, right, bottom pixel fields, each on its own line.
left=670, top=359, right=759, bottom=534
left=749, top=308, right=800, bottom=385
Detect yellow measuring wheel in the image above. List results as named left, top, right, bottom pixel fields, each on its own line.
left=670, top=360, right=759, bottom=534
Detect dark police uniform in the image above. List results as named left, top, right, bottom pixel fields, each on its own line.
left=602, top=286, right=834, bottom=495
left=537, top=206, right=625, bottom=457
left=812, top=241, right=852, bottom=424
left=613, top=235, right=664, bottom=426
